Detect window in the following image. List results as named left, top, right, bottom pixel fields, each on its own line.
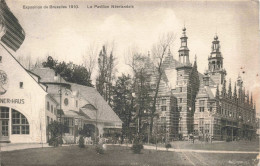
left=19, top=82, right=23, bottom=89
left=51, top=105, right=53, bottom=113
left=0, top=56, right=2, bottom=63
left=178, top=107, right=182, bottom=112
left=199, top=107, right=204, bottom=112
left=179, top=98, right=183, bottom=103
left=162, top=99, right=166, bottom=105
left=161, top=117, right=166, bottom=123
left=161, top=106, right=167, bottom=111
left=76, top=100, right=78, bottom=107
left=47, top=102, right=50, bottom=111
left=0, top=107, right=9, bottom=119
left=47, top=116, right=50, bottom=124
left=12, top=109, right=29, bottom=134
left=180, top=87, right=183, bottom=92
left=54, top=108, right=57, bottom=115
left=64, top=98, right=69, bottom=106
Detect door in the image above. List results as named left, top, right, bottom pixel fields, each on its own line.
left=0, top=119, right=9, bottom=141
left=0, top=107, right=9, bottom=142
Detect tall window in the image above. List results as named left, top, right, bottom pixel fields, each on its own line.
left=12, top=109, right=29, bottom=134
left=47, top=102, right=50, bottom=111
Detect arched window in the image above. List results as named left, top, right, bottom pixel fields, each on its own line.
left=12, top=109, right=29, bottom=134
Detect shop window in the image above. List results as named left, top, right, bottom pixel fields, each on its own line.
left=12, top=109, right=29, bottom=134
left=19, top=82, right=23, bottom=89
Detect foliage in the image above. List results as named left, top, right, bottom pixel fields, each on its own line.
left=96, top=45, right=116, bottom=105
left=47, top=121, right=69, bottom=146
left=79, top=136, right=85, bottom=148
left=131, top=142, right=144, bottom=154
left=48, top=137, right=59, bottom=147
left=95, top=145, right=105, bottom=154
left=165, top=143, right=172, bottom=151
left=226, top=137, right=232, bottom=142
left=112, top=74, right=133, bottom=139
left=42, top=56, right=93, bottom=87
left=79, top=124, right=96, bottom=138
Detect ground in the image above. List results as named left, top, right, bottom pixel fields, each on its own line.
left=1, top=143, right=259, bottom=166
left=170, top=140, right=259, bottom=151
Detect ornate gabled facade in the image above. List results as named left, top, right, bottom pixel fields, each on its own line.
left=151, top=28, right=256, bottom=141
left=194, top=36, right=256, bottom=141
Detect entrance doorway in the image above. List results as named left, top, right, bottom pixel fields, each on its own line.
left=0, top=107, right=9, bottom=142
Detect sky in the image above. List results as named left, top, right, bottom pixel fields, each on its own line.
left=5, top=0, right=260, bottom=112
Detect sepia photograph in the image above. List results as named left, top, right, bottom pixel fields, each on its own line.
left=0, top=0, right=259, bottom=165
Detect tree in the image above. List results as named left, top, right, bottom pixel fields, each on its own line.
left=113, top=74, right=133, bottom=139
left=82, top=43, right=98, bottom=81
left=149, top=32, right=175, bottom=136
left=96, top=45, right=116, bottom=106
left=127, top=53, right=153, bottom=138
left=42, top=56, right=93, bottom=87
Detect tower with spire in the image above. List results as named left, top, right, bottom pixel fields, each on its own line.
left=208, top=35, right=226, bottom=85
left=174, top=27, right=199, bottom=137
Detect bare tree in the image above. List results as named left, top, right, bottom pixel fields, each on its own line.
left=149, top=32, right=176, bottom=135
left=82, top=42, right=98, bottom=80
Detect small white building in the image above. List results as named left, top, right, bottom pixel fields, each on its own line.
left=0, top=44, right=58, bottom=143
left=31, top=68, right=122, bottom=139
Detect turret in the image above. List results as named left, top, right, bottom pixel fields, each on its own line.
left=177, top=27, right=191, bottom=67
left=208, top=35, right=226, bottom=85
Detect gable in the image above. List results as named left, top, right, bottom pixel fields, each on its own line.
left=0, top=44, right=47, bottom=100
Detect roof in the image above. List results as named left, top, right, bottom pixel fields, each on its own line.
left=197, top=86, right=216, bottom=99
left=69, top=83, right=122, bottom=123
left=31, top=67, right=67, bottom=83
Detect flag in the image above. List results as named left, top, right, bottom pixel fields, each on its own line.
left=0, top=0, right=25, bottom=51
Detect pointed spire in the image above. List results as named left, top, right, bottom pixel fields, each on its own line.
left=246, top=90, right=249, bottom=104
left=250, top=92, right=253, bottom=105
left=221, top=79, right=226, bottom=97
left=228, top=79, right=232, bottom=97
left=242, top=87, right=246, bottom=103
left=233, top=83, right=237, bottom=99
left=216, top=84, right=219, bottom=99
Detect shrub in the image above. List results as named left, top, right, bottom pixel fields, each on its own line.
left=226, top=137, right=232, bottom=142
left=79, top=136, right=85, bottom=148
left=96, top=145, right=104, bottom=154
left=131, top=143, right=144, bottom=154
left=48, top=137, right=59, bottom=147
left=165, top=143, right=172, bottom=151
